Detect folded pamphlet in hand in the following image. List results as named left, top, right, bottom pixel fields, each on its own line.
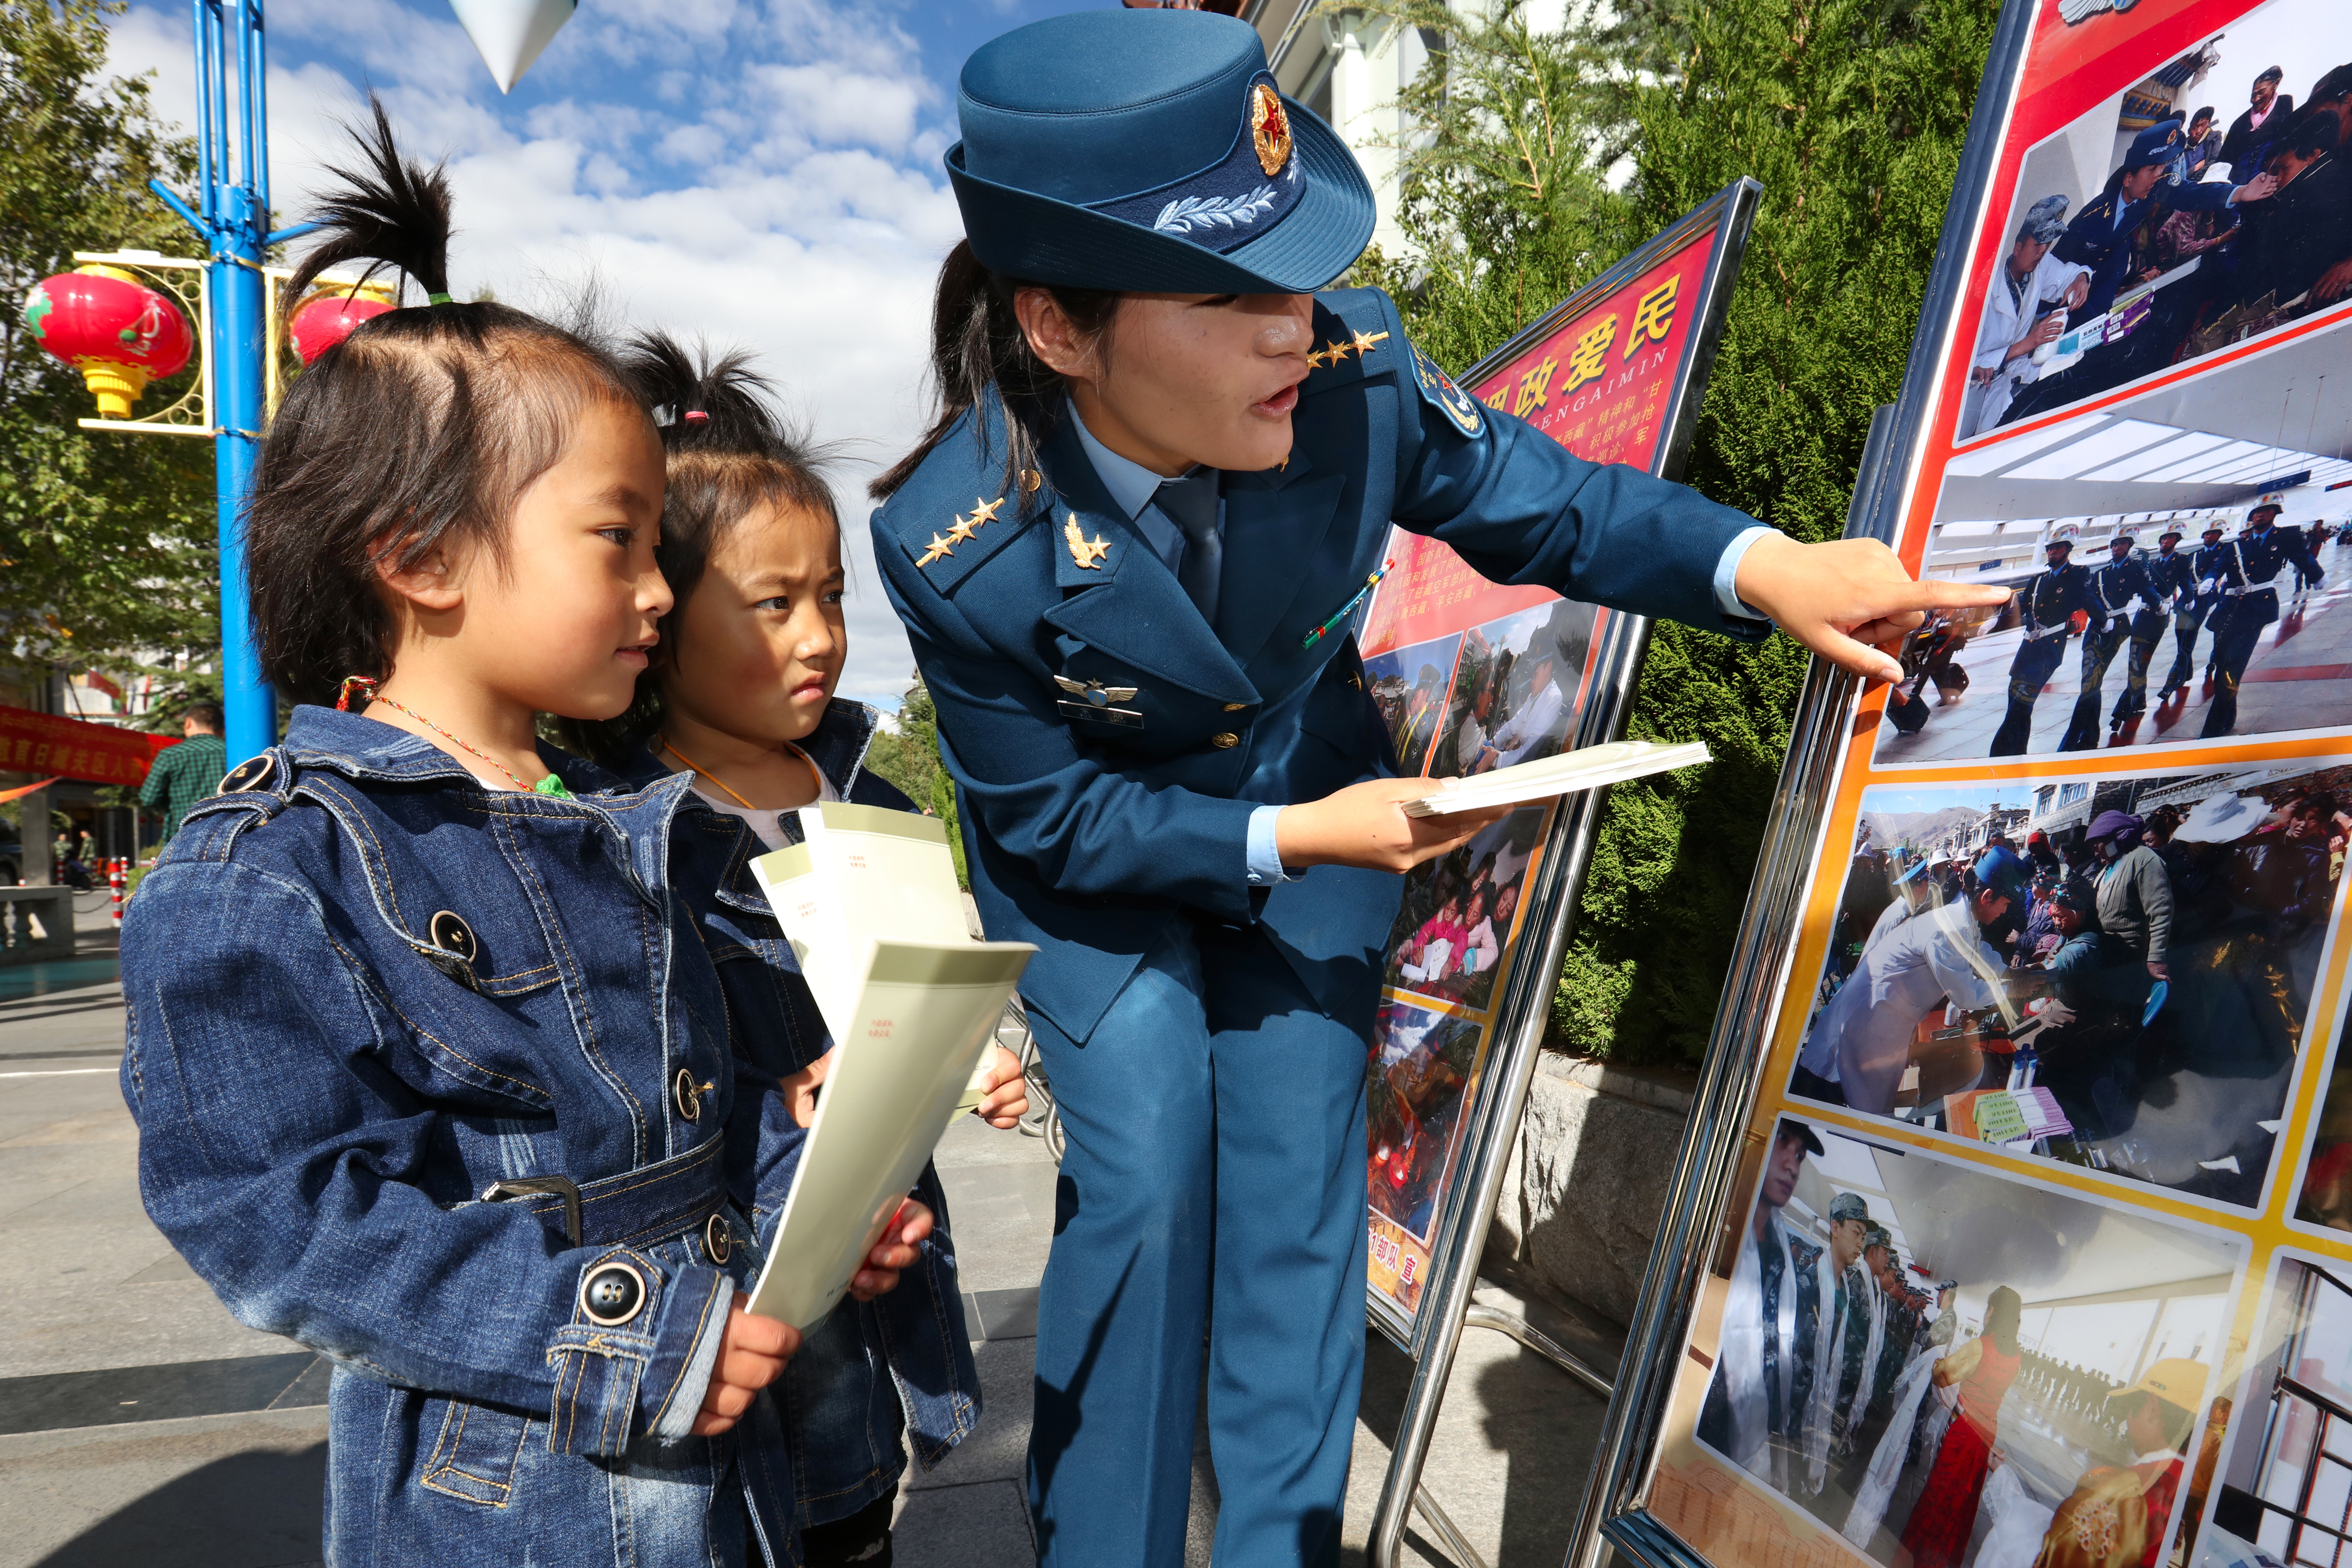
left=744, top=937, right=1034, bottom=1329
left=1400, top=740, right=1713, bottom=817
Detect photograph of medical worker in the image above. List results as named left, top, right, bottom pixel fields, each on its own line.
left=1364, top=1000, right=1485, bottom=1240
left=1366, top=632, right=1462, bottom=776
left=1384, top=806, right=1546, bottom=1012
left=1697, top=1118, right=2238, bottom=1568
left=1885, top=317, right=2352, bottom=765
left=1424, top=599, right=1597, bottom=781
left=2194, top=1255, right=2352, bottom=1568
left=1955, top=0, right=2352, bottom=443
left=1790, top=761, right=2350, bottom=1208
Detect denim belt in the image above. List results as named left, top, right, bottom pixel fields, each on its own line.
left=481, top=1136, right=727, bottom=1249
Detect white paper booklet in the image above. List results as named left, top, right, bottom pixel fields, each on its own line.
left=749, top=804, right=973, bottom=1044
left=746, top=937, right=1034, bottom=1329
left=1400, top=739, right=1712, bottom=817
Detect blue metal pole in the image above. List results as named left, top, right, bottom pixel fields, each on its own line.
left=173, top=0, right=277, bottom=761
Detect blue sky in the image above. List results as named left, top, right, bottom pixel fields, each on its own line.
left=104, top=0, right=1107, bottom=705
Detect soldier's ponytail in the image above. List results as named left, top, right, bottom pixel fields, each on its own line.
left=869, top=240, right=1121, bottom=501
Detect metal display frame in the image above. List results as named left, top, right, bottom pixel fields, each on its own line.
left=1559, top=4, right=2043, bottom=1566
left=1363, top=174, right=1764, bottom=1568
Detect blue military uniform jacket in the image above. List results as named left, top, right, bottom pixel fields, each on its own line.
left=2056, top=180, right=2241, bottom=319
left=2147, top=548, right=2196, bottom=607
left=2016, top=561, right=2092, bottom=638
left=872, top=287, right=1762, bottom=1041
left=2085, top=555, right=2160, bottom=629
left=2211, top=528, right=2292, bottom=629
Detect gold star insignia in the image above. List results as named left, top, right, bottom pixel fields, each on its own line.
left=968, top=495, right=1006, bottom=526
left=1323, top=338, right=1356, bottom=363
left=916, top=532, right=955, bottom=567
left=1306, top=347, right=1331, bottom=370
left=945, top=514, right=981, bottom=545
left=1350, top=330, right=1390, bottom=357
left=1063, top=513, right=1110, bottom=570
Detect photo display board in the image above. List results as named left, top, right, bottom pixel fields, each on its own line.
left=1579, top=6, right=2352, bottom=1568
left=1357, top=182, right=1757, bottom=1343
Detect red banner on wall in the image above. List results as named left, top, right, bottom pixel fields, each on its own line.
left=0, top=704, right=176, bottom=786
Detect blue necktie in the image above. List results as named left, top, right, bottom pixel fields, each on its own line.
left=1156, top=470, right=1222, bottom=621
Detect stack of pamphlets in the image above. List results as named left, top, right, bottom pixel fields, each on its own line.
left=1400, top=739, right=1713, bottom=818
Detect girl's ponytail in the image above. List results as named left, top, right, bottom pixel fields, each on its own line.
left=283, top=98, right=456, bottom=307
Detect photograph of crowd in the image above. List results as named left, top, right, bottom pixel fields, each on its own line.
left=1957, top=0, right=2352, bottom=444
left=1698, top=1117, right=2241, bottom=1568
left=1880, top=318, right=2352, bottom=766
left=1364, top=999, right=1486, bottom=1241
left=1789, top=760, right=2351, bottom=1207
left=1365, top=631, right=1463, bottom=776
left=2191, top=1254, right=2352, bottom=1568
left=1383, top=806, right=1547, bottom=1012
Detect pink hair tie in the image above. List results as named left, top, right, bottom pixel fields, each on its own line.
left=684, top=409, right=709, bottom=423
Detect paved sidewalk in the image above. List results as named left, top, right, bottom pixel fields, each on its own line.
left=0, top=968, right=1613, bottom=1567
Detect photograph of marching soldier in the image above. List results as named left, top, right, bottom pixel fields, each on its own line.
left=1694, top=1120, right=2240, bottom=1568
left=1951, top=0, right=2352, bottom=443
left=1790, top=762, right=2351, bottom=1207
left=2190, top=1252, right=2352, bottom=1568
left=1879, top=313, right=2350, bottom=766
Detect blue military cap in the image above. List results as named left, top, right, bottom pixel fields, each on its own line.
left=946, top=8, right=1375, bottom=294
left=2123, top=120, right=2186, bottom=172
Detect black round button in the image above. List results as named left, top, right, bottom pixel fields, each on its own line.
left=673, top=1068, right=702, bottom=1122
left=704, top=1212, right=731, bottom=1265
left=428, top=910, right=476, bottom=964
left=580, top=1263, right=645, bottom=1326
left=218, top=754, right=275, bottom=794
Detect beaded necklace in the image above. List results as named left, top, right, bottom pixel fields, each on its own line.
left=334, top=676, right=572, bottom=797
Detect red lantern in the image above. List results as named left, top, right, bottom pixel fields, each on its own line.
left=288, top=283, right=395, bottom=365
left=21, top=265, right=195, bottom=418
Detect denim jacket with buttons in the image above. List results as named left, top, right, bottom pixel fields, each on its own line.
left=122, top=705, right=811, bottom=1566
left=601, top=697, right=983, bottom=1528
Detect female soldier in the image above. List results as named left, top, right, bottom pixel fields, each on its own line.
left=868, top=10, right=2003, bottom=1563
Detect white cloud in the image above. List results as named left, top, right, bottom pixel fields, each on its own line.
left=104, top=0, right=963, bottom=704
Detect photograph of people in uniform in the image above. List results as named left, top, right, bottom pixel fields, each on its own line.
left=1364, top=1000, right=1485, bottom=1241
left=1365, top=632, right=1464, bottom=775
left=1423, top=599, right=1598, bottom=780
left=1952, top=0, right=2352, bottom=445
left=1691, top=1118, right=2239, bottom=1568
left=1791, top=762, right=2350, bottom=1208
left=1383, top=806, right=1546, bottom=1011
left=1880, top=313, right=2351, bottom=766
left=2190, top=1252, right=2352, bottom=1568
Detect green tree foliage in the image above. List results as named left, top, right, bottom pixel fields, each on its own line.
left=1348, top=0, right=1992, bottom=1062
left=862, top=683, right=968, bottom=888
left=2, top=1, right=216, bottom=689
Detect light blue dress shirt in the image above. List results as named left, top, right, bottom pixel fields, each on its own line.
left=1066, top=405, right=1773, bottom=887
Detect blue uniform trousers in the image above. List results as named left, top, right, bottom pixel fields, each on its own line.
left=2059, top=619, right=2127, bottom=751
left=1991, top=633, right=2071, bottom=756
left=2161, top=601, right=2212, bottom=695
left=1027, top=918, right=1369, bottom=1568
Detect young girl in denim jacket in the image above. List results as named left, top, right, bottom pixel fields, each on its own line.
left=562, top=334, right=1028, bottom=1567
left=119, top=107, right=927, bottom=1566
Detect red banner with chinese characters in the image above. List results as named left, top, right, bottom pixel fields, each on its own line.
left=0, top=704, right=175, bottom=786
left=1468, top=238, right=1717, bottom=469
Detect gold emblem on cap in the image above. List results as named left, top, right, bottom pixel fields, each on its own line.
left=1063, top=513, right=1111, bottom=570
left=1250, top=82, right=1292, bottom=178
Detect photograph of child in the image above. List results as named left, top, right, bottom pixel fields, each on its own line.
left=2193, top=1253, right=2352, bottom=1568
left=1366, top=632, right=1463, bottom=776
left=1790, top=761, right=2349, bottom=1208
left=1696, top=1117, right=2238, bottom=1568
left=1364, top=1000, right=1486, bottom=1242
left=1384, top=806, right=1547, bottom=1011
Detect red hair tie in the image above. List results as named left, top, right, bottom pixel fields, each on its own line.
left=684, top=409, right=709, bottom=423
left=335, top=675, right=380, bottom=712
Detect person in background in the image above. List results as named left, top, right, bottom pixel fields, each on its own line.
left=2176, top=107, right=2217, bottom=182
left=2029, top=1359, right=2207, bottom=1568
left=2202, top=498, right=2294, bottom=737
left=1475, top=641, right=1565, bottom=773
left=1700, top=1119, right=1830, bottom=1490
left=2089, top=810, right=2172, bottom=987
left=2300, top=65, right=2352, bottom=305
left=2230, top=110, right=2348, bottom=313
left=1992, top=537, right=2091, bottom=756
left=1803, top=1189, right=1878, bottom=1504
left=1966, top=196, right=2090, bottom=438
left=1903, top=1287, right=2027, bottom=1568
left=2218, top=66, right=2294, bottom=176
left=136, top=701, right=227, bottom=854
